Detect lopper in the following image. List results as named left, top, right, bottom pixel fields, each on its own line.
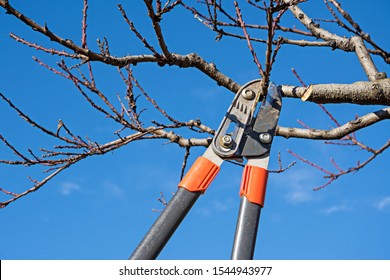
left=130, top=79, right=282, bottom=260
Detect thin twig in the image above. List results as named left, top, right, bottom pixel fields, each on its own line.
left=180, top=146, right=191, bottom=180
left=234, top=1, right=264, bottom=78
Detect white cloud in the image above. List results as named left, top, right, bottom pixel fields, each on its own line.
left=102, top=181, right=125, bottom=198
left=273, top=167, right=319, bottom=205
left=375, top=196, right=390, bottom=210
left=196, top=207, right=211, bottom=217
left=196, top=198, right=235, bottom=217
left=320, top=204, right=350, bottom=215
left=212, top=199, right=234, bottom=212
left=288, top=189, right=314, bottom=204
left=59, top=182, right=80, bottom=196
left=268, top=213, right=282, bottom=224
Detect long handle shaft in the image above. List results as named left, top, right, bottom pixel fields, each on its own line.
left=231, top=196, right=262, bottom=260
left=129, top=188, right=200, bottom=260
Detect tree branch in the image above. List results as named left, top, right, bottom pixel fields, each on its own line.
left=283, top=0, right=353, bottom=51
left=1, top=0, right=389, bottom=205
left=280, top=79, right=390, bottom=105
left=276, top=107, right=390, bottom=139
left=143, top=0, right=172, bottom=61
left=350, top=36, right=387, bottom=81
left=283, top=0, right=387, bottom=81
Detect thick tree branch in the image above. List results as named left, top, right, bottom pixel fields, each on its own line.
left=351, top=36, right=387, bottom=81
left=280, top=79, right=390, bottom=105
left=170, top=53, right=241, bottom=93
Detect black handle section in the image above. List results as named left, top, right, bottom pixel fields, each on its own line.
left=231, top=196, right=262, bottom=260
left=129, top=187, right=201, bottom=260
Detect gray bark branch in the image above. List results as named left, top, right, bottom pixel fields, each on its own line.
left=276, top=107, right=390, bottom=139
left=280, top=79, right=390, bottom=106
left=351, top=36, right=387, bottom=81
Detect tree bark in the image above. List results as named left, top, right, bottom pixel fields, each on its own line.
left=280, top=79, right=390, bottom=105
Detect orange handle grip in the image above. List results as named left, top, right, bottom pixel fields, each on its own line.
left=240, top=165, right=268, bottom=207
left=178, top=157, right=220, bottom=193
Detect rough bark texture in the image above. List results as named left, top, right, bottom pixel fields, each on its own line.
left=280, top=79, right=390, bottom=105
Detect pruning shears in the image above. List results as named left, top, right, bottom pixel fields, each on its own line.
left=130, top=79, right=282, bottom=260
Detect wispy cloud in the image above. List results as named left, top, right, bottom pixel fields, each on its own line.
left=59, top=182, right=80, bottom=196
left=272, top=167, right=319, bottom=205
left=320, top=204, right=351, bottom=215
left=375, top=196, right=390, bottom=210
left=212, top=199, right=234, bottom=212
left=196, top=198, right=235, bottom=217
left=102, top=181, right=125, bottom=198
left=288, top=189, right=314, bottom=204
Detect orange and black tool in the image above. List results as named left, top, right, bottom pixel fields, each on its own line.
left=129, top=80, right=282, bottom=260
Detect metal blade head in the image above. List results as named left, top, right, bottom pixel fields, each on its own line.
left=211, top=79, right=262, bottom=158
left=240, top=82, right=282, bottom=158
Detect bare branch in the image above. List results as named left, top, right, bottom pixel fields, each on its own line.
left=277, top=107, right=390, bottom=140
left=283, top=0, right=353, bottom=51
left=143, top=0, right=172, bottom=61
left=0, top=123, right=211, bottom=207
left=280, top=79, right=390, bottom=106
left=180, top=147, right=191, bottom=180
left=234, top=1, right=265, bottom=78
left=170, top=53, right=241, bottom=93
left=0, top=92, right=75, bottom=144
left=81, top=0, right=88, bottom=49
left=0, top=163, right=72, bottom=208
left=0, top=0, right=389, bottom=205
left=118, top=4, right=162, bottom=59
left=10, top=33, right=80, bottom=58
left=326, top=0, right=390, bottom=62
left=289, top=138, right=390, bottom=190
left=351, top=36, right=387, bottom=81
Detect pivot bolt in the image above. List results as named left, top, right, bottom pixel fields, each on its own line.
left=242, top=89, right=255, bottom=100
left=220, top=134, right=233, bottom=149
left=259, top=133, right=272, bottom=144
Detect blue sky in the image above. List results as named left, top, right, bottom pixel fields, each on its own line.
left=0, top=1, right=389, bottom=260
